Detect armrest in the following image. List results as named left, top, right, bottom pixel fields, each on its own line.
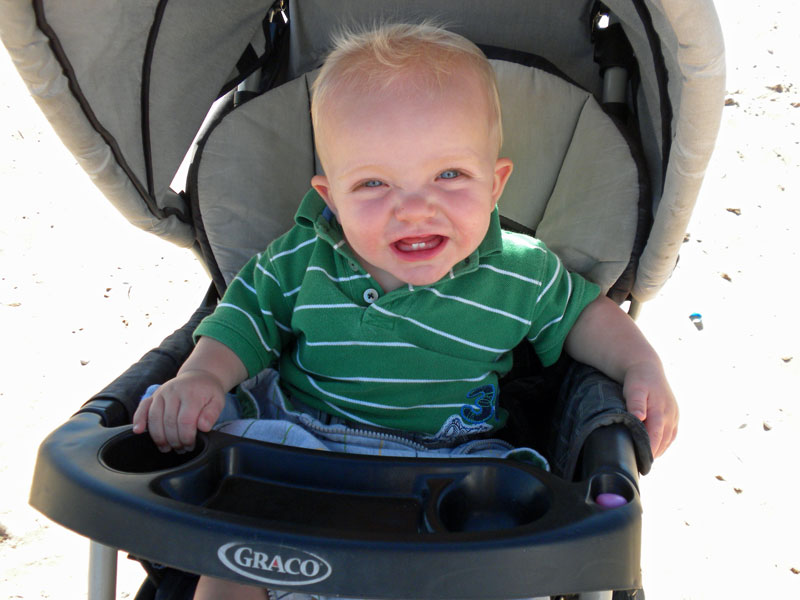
left=547, top=361, right=654, bottom=479
left=77, top=285, right=217, bottom=427
left=580, top=423, right=639, bottom=486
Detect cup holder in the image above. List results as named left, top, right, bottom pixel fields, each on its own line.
left=433, top=466, right=550, bottom=533
left=100, top=430, right=207, bottom=473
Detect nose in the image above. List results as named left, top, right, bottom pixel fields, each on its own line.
left=394, top=192, right=436, bottom=222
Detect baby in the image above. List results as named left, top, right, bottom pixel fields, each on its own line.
left=133, top=23, right=678, bottom=600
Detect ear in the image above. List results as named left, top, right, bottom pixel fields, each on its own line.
left=491, top=158, right=514, bottom=205
left=311, top=175, right=337, bottom=214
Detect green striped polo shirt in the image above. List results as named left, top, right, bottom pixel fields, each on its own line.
left=194, top=189, right=600, bottom=439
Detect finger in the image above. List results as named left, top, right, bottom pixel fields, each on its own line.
left=649, top=427, right=664, bottom=458
left=658, top=421, right=678, bottom=457
left=176, top=398, right=204, bottom=450
left=132, top=395, right=153, bottom=434
left=624, top=387, right=648, bottom=422
left=197, top=395, right=223, bottom=432
left=161, top=394, right=183, bottom=451
left=655, top=402, right=679, bottom=457
left=146, top=394, right=169, bottom=452
left=646, top=413, right=666, bottom=458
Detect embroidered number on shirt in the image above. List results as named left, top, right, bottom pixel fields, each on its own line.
left=461, top=384, right=497, bottom=424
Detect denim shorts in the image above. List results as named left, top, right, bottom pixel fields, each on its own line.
left=195, top=369, right=551, bottom=469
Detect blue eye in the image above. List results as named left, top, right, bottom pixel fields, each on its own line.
left=439, top=169, right=460, bottom=180
left=362, top=180, right=383, bottom=188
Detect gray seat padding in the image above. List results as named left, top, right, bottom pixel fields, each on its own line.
left=194, top=60, right=640, bottom=292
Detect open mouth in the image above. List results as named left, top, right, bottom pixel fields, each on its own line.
left=394, top=235, right=443, bottom=252
left=391, top=235, right=447, bottom=260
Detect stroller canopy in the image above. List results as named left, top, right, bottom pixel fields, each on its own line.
left=0, top=0, right=725, bottom=302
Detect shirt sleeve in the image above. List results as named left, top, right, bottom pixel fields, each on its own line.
left=193, top=253, right=292, bottom=378
left=527, top=247, right=601, bottom=367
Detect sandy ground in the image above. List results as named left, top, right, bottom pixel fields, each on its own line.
left=1, top=2, right=799, bottom=598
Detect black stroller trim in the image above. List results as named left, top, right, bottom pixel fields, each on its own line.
left=32, top=0, right=191, bottom=224
left=140, top=0, right=169, bottom=206
left=630, top=0, right=673, bottom=188
left=186, top=13, right=296, bottom=299
left=481, top=45, right=585, bottom=90
left=32, top=0, right=159, bottom=220
left=187, top=124, right=233, bottom=297
left=222, top=5, right=293, bottom=102
left=603, top=110, right=653, bottom=304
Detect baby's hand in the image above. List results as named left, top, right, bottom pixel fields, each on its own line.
left=132, top=370, right=226, bottom=453
left=622, top=361, right=679, bottom=458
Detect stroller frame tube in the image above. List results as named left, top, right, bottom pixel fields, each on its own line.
left=88, top=541, right=117, bottom=600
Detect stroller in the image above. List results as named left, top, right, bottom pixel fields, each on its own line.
left=2, top=0, right=725, bottom=598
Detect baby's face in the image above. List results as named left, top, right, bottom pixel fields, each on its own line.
left=312, top=72, right=512, bottom=292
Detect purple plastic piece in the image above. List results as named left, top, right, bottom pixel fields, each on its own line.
left=595, top=493, right=628, bottom=509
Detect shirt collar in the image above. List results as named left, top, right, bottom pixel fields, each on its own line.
left=296, top=188, right=345, bottom=243
left=447, top=206, right=503, bottom=277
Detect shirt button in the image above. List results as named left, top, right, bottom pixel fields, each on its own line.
left=363, top=288, right=379, bottom=303
left=349, top=261, right=359, bottom=271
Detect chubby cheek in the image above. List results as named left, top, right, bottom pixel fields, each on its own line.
left=338, top=207, right=386, bottom=255
left=341, top=201, right=387, bottom=235
left=445, top=203, right=488, bottom=241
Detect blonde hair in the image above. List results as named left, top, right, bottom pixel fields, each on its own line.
left=311, top=22, right=504, bottom=150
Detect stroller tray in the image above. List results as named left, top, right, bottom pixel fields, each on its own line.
left=31, top=412, right=642, bottom=598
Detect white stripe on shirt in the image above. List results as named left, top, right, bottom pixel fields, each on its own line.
left=421, top=287, right=532, bottom=326
left=305, top=375, right=467, bottom=411
left=256, top=262, right=281, bottom=287
left=528, top=316, right=562, bottom=343
left=216, top=302, right=280, bottom=358
left=270, top=236, right=317, bottom=261
left=296, top=347, right=491, bottom=384
left=294, top=303, right=360, bottom=312
left=529, top=263, right=573, bottom=342
left=369, top=304, right=510, bottom=355
left=260, top=309, right=291, bottom=332
left=478, top=263, right=542, bottom=285
left=306, top=266, right=370, bottom=283
left=283, top=285, right=302, bottom=297
left=305, top=340, right=418, bottom=348
left=233, top=275, right=257, bottom=295
left=537, top=254, right=564, bottom=303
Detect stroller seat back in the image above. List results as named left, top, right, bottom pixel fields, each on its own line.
left=193, top=58, right=644, bottom=298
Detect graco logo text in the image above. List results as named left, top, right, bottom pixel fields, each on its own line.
left=218, top=542, right=332, bottom=586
